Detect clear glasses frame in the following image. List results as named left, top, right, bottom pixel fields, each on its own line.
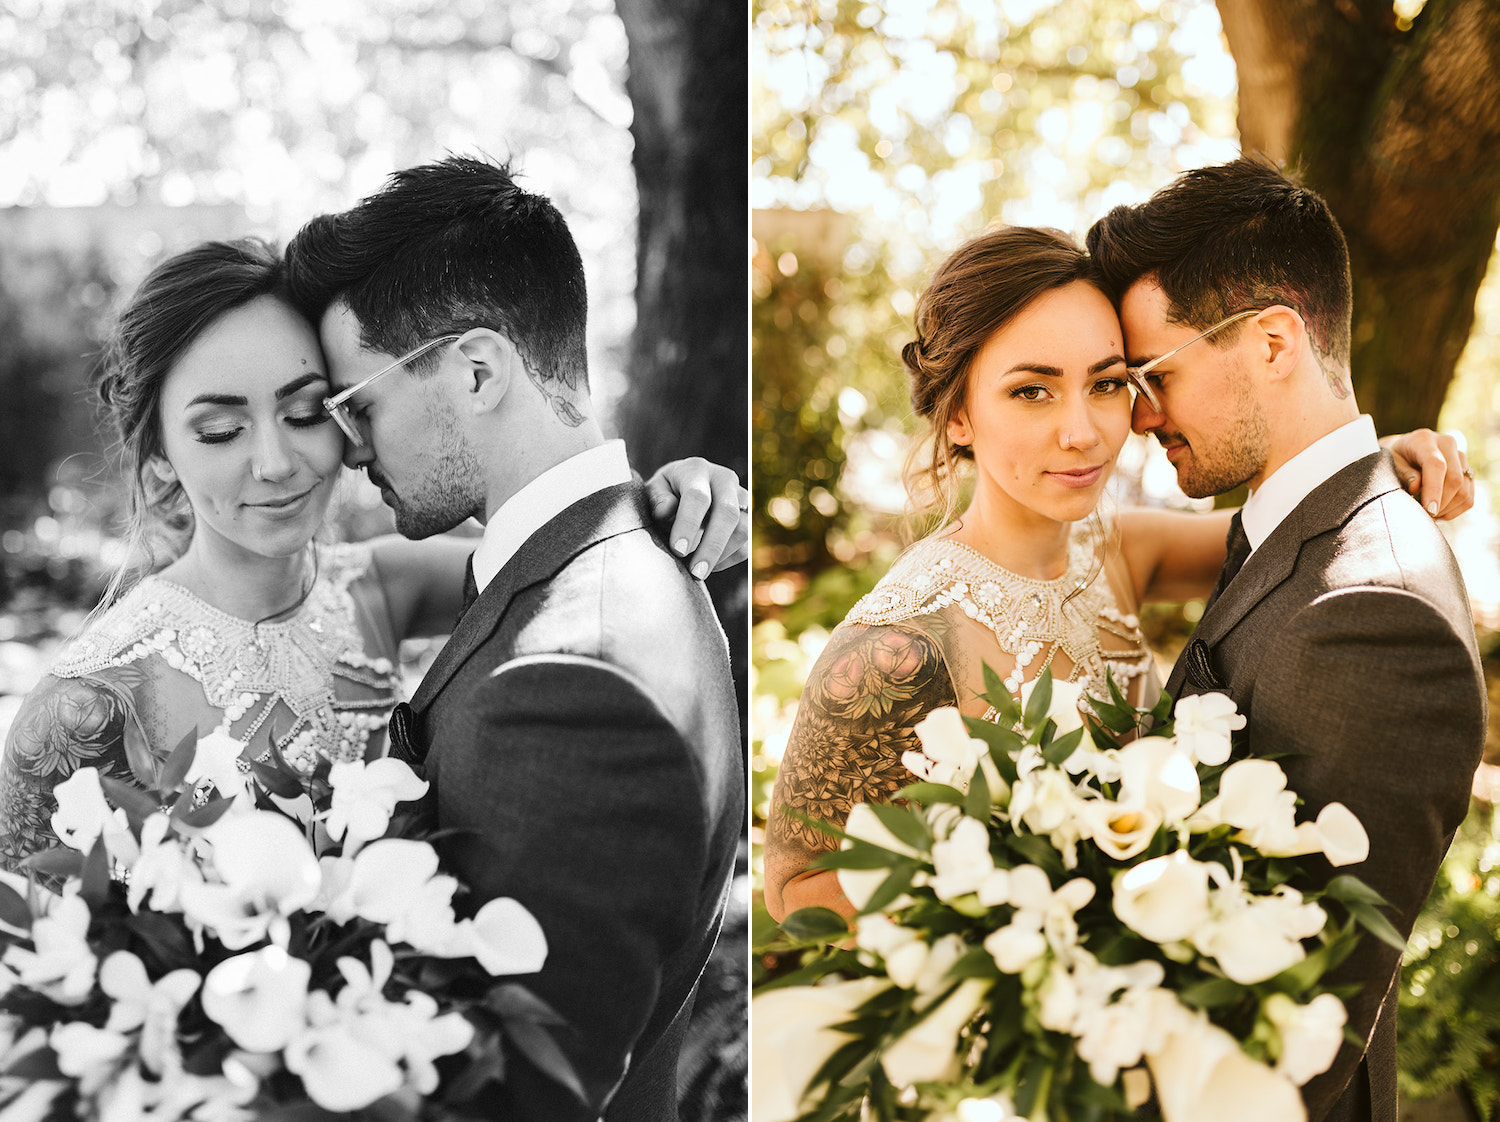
left=323, top=334, right=462, bottom=446
left=1125, top=308, right=1263, bottom=413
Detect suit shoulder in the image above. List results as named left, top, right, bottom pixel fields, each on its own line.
left=1324, top=488, right=1467, bottom=599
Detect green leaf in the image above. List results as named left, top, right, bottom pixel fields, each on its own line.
left=811, top=844, right=901, bottom=871
left=965, top=718, right=1021, bottom=784
left=1323, top=875, right=1394, bottom=910
left=964, top=765, right=991, bottom=822
left=2, top=1046, right=63, bottom=1080
left=896, top=781, right=965, bottom=806
left=180, top=796, right=236, bottom=829
left=860, top=862, right=918, bottom=915
left=1042, top=726, right=1084, bottom=766
left=500, top=1014, right=589, bottom=1106
left=946, top=945, right=1002, bottom=980
left=254, top=1106, right=340, bottom=1122
left=1085, top=697, right=1136, bottom=734
left=157, top=728, right=200, bottom=795
left=80, top=836, right=110, bottom=908
left=1345, top=900, right=1409, bottom=953
left=0, top=882, right=32, bottom=932
left=130, top=910, right=198, bottom=969
left=1008, top=835, right=1065, bottom=880
left=100, top=775, right=162, bottom=830
left=249, top=758, right=303, bottom=799
left=866, top=802, right=930, bottom=853
left=1022, top=668, right=1053, bottom=728
left=1013, top=1052, right=1054, bottom=1118
left=19, top=847, right=83, bottom=879
left=122, top=711, right=159, bottom=790
left=779, top=906, right=850, bottom=942
left=1178, top=975, right=1245, bottom=1009
left=487, top=983, right=570, bottom=1027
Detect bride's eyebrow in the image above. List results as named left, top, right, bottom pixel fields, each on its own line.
left=185, top=372, right=327, bottom=409
left=275, top=372, right=328, bottom=399
left=1003, top=355, right=1125, bottom=377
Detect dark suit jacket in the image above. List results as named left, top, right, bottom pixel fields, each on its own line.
left=390, top=481, right=743, bottom=1122
left=1167, top=452, right=1485, bottom=1122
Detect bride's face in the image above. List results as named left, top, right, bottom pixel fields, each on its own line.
left=154, top=295, right=345, bottom=563
left=948, top=281, right=1131, bottom=526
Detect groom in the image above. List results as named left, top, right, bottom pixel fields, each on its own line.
left=284, top=157, right=744, bottom=1121
left=1087, top=156, right=1486, bottom=1122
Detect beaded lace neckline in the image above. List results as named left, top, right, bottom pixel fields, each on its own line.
left=51, top=542, right=399, bottom=774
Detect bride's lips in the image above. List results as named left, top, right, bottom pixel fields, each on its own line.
left=1047, top=465, right=1107, bottom=489
left=246, top=486, right=316, bottom=516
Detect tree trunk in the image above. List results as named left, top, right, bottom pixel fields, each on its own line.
left=614, top=0, right=747, bottom=479
left=1219, top=0, right=1500, bottom=434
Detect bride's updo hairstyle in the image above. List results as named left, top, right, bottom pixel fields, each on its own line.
left=902, top=225, right=1101, bottom=535
left=95, top=238, right=291, bottom=603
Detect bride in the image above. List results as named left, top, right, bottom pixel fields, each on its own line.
left=0, top=237, right=747, bottom=865
left=763, top=224, right=1465, bottom=921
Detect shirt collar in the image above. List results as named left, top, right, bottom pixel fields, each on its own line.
left=471, top=440, right=634, bottom=593
left=1241, top=415, right=1379, bottom=552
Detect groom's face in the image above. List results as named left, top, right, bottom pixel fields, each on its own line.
left=1119, top=279, right=1271, bottom=499
left=318, top=302, right=482, bottom=539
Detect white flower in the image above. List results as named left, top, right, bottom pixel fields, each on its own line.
left=985, top=912, right=1049, bottom=974
left=1112, top=851, right=1212, bottom=945
left=325, top=758, right=429, bottom=853
left=1147, top=1010, right=1306, bottom=1122
left=127, top=814, right=201, bottom=915
left=447, top=897, right=549, bottom=976
left=201, top=944, right=311, bottom=1053
left=1170, top=692, right=1245, bottom=766
left=749, top=977, right=891, bottom=1122
left=1010, top=768, right=1090, bottom=836
left=3, top=894, right=97, bottom=1005
left=50, top=768, right=132, bottom=858
left=285, top=1005, right=404, bottom=1112
left=837, top=802, right=921, bottom=912
left=1080, top=799, right=1162, bottom=861
left=1116, top=739, right=1200, bottom=825
left=179, top=811, right=322, bottom=949
left=1075, top=985, right=1185, bottom=1086
left=930, top=816, right=1010, bottom=904
left=904, top=709, right=987, bottom=792
left=1264, top=992, right=1348, bottom=1086
left=1192, top=886, right=1325, bottom=986
left=51, top=1021, right=131, bottom=1095
left=911, top=933, right=969, bottom=999
left=983, top=866, right=1093, bottom=972
left=1037, top=959, right=1080, bottom=1032
left=881, top=978, right=990, bottom=1086
left=98, top=950, right=200, bottom=1074
left=186, top=731, right=254, bottom=801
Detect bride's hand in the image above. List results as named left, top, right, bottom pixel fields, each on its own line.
left=644, top=457, right=749, bottom=579
left=1382, top=428, right=1475, bottom=520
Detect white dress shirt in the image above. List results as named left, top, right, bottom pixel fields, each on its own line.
left=471, top=439, right=634, bottom=593
left=1241, top=414, right=1380, bottom=554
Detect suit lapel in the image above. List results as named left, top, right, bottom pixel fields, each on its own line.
left=409, top=481, right=654, bottom=713
left=1168, top=452, right=1402, bottom=692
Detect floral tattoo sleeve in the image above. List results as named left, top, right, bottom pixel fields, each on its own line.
left=0, top=671, right=147, bottom=868
left=765, top=623, right=956, bottom=891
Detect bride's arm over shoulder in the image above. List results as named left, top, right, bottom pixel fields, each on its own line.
left=367, top=534, right=473, bottom=640
left=0, top=669, right=145, bottom=867
left=763, top=621, right=956, bottom=922
left=1117, top=507, right=1234, bottom=605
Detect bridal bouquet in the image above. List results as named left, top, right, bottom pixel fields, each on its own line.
left=0, top=730, right=579, bottom=1120
left=753, top=669, right=1406, bottom=1122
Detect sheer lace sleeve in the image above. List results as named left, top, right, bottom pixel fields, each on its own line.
left=0, top=667, right=148, bottom=867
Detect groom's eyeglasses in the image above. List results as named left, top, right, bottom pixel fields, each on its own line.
left=323, top=335, right=462, bottom=447
left=1125, top=309, right=1264, bottom=414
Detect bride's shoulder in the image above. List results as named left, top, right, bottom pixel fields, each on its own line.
left=842, top=536, right=975, bottom=628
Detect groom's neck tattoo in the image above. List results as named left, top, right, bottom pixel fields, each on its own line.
left=765, top=623, right=955, bottom=888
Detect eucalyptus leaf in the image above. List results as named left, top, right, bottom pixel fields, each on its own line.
left=779, top=906, right=850, bottom=942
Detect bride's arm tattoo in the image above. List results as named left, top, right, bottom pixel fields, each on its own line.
left=0, top=672, right=145, bottom=868
left=765, top=624, right=955, bottom=881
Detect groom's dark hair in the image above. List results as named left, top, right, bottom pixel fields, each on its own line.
left=284, top=155, right=589, bottom=393
left=1086, top=155, right=1353, bottom=370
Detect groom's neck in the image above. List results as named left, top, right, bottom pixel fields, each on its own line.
left=477, top=415, right=607, bottom=523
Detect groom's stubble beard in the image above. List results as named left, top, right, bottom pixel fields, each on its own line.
left=382, top=399, right=486, bottom=540
left=1168, top=362, right=1271, bottom=500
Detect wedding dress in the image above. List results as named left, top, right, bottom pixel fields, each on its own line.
left=0, top=542, right=402, bottom=865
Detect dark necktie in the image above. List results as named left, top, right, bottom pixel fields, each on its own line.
left=1205, top=511, right=1251, bottom=612
left=458, top=552, right=479, bottom=625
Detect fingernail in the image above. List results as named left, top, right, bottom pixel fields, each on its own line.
left=692, top=561, right=709, bottom=580
left=674, top=539, right=689, bottom=555
left=1428, top=501, right=1439, bottom=515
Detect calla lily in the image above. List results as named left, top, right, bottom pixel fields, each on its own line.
left=1116, top=740, right=1200, bottom=825
left=127, top=814, right=201, bottom=915
left=185, top=731, right=253, bottom=801
left=98, top=950, right=200, bottom=1073
left=201, top=944, right=311, bottom=1053
left=930, top=816, right=1010, bottom=904
left=1313, top=802, right=1370, bottom=867
left=50, top=768, right=133, bottom=860
left=1147, top=1012, right=1306, bottom=1122
left=750, top=977, right=890, bottom=1122
left=1020, top=675, right=1086, bottom=735
left=450, top=897, right=549, bottom=976
left=179, top=812, right=322, bottom=949
left=881, top=978, right=990, bottom=1086
left=1192, top=886, right=1326, bottom=985
left=1112, top=851, right=1212, bottom=945
left=904, top=708, right=986, bottom=792
left=1081, top=799, right=1162, bottom=861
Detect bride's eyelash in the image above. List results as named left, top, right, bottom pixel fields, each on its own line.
left=1093, top=377, right=1128, bottom=392
left=288, top=413, right=330, bottom=428
left=195, top=412, right=329, bottom=444
left=1010, top=384, right=1047, bottom=401
left=196, top=429, right=240, bottom=445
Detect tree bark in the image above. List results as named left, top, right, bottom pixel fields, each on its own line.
left=1219, top=0, right=1500, bottom=433
left=614, top=0, right=747, bottom=478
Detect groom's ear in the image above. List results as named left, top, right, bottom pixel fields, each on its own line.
left=453, top=330, right=516, bottom=415
left=1255, top=306, right=1306, bottom=384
